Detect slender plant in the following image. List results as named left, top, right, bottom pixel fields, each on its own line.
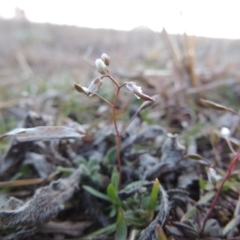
left=201, top=149, right=240, bottom=235
left=74, top=53, right=155, bottom=185
left=200, top=99, right=240, bottom=235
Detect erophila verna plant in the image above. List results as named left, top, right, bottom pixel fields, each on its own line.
left=74, top=53, right=156, bottom=185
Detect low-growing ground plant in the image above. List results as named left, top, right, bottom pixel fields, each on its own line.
left=1, top=51, right=240, bottom=240
left=73, top=54, right=170, bottom=238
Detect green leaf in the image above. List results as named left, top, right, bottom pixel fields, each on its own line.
left=104, top=146, right=117, bottom=164
left=199, top=175, right=207, bottom=189
left=180, top=207, right=197, bottom=222
left=116, top=208, right=127, bottom=240
left=83, top=223, right=116, bottom=237
left=111, top=167, right=120, bottom=191
left=147, top=179, right=160, bottom=221
left=107, top=183, right=122, bottom=206
left=124, top=209, right=147, bottom=227
left=80, top=164, right=91, bottom=175
left=121, top=180, right=149, bottom=192
left=83, top=185, right=111, bottom=202
left=88, top=158, right=99, bottom=170
left=56, top=166, right=74, bottom=176
left=197, top=191, right=215, bottom=205
left=156, top=223, right=168, bottom=240
left=109, top=207, right=117, bottom=218
left=223, top=216, right=240, bottom=236
left=203, top=219, right=222, bottom=237
left=74, top=156, right=87, bottom=166
left=90, top=165, right=100, bottom=173
left=12, top=164, right=32, bottom=180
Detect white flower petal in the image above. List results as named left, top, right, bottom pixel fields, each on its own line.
left=88, top=77, right=103, bottom=96
left=95, top=58, right=107, bottom=74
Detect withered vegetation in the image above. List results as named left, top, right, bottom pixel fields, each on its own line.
left=1, top=19, right=240, bottom=240
left=0, top=168, right=81, bottom=227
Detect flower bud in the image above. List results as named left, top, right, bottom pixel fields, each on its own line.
left=126, top=82, right=142, bottom=98
left=138, top=95, right=157, bottom=112
left=95, top=58, right=108, bottom=75
left=74, top=82, right=90, bottom=96
left=87, top=77, right=103, bottom=97
left=207, top=167, right=222, bottom=185
left=101, top=53, right=110, bottom=66
left=126, top=82, right=154, bottom=101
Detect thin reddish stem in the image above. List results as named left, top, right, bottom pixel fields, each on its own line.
left=112, top=88, right=120, bottom=136
left=101, top=74, right=120, bottom=88
left=119, top=82, right=127, bottom=88
left=201, top=149, right=240, bottom=235
left=112, top=86, right=122, bottom=187
left=94, top=93, right=113, bottom=107
left=100, top=73, right=123, bottom=187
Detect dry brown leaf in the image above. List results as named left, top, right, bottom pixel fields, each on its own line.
left=200, top=99, right=236, bottom=113
left=0, top=126, right=84, bottom=142
left=0, top=168, right=81, bottom=228
left=185, top=154, right=204, bottom=160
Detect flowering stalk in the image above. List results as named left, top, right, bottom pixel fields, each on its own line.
left=74, top=53, right=155, bottom=187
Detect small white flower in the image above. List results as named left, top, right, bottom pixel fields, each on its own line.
left=207, top=167, right=222, bottom=185
left=95, top=58, right=108, bottom=74
left=125, top=82, right=155, bottom=101
left=126, top=82, right=143, bottom=99
left=87, top=77, right=103, bottom=97
left=220, top=127, right=231, bottom=138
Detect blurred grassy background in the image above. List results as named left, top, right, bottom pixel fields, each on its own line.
left=1, top=19, right=240, bottom=133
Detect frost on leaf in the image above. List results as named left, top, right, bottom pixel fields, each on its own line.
left=0, top=168, right=81, bottom=228
left=160, top=133, right=186, bottom=164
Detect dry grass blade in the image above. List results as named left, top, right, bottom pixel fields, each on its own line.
left=222, top=216, right=240, bottom=237
left=0, top=98, right=28, bottom=110
left=200, top=99, right=239, bottom=116
left=37, top=221, right=92, bottom=237
left=0, top=126, right=84, bottom=142
left=0, top=178, right=43, bottom=188
left=185, top=154, right=204, bottom=160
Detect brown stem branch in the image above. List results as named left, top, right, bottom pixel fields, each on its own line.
left=101, top=74, right=120, bottom=88
left=94, top=93, right=113, bottom=107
